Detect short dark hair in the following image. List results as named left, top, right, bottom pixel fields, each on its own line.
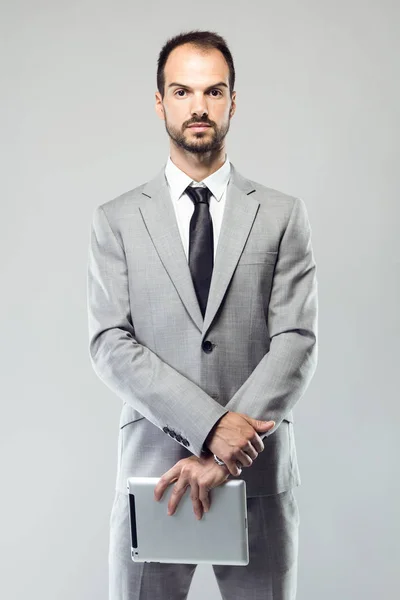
left=157, top=30, right=235, bottom=99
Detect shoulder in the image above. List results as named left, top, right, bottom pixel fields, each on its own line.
left=243, top=175, right=309, bottom=228
left=98, top=182, right=147, bottom=216
left=250, top=177, right=299, bottom=208
left=232, top=163, right=301, bottom=215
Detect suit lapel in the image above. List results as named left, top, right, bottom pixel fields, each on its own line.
left=139, top=161, right=259, bottom=339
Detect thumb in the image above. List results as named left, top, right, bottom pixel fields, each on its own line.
left=252, top=418, right=276, bottom=430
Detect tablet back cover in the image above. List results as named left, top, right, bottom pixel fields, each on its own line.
left=127, top=477, right=249, bottom=565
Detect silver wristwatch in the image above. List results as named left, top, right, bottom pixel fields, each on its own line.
left=213, top=454, right=242, bottom=472
left=213, top=453, right=226, bottom=466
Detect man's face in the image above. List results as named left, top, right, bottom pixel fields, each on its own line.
left=155, top=44, right=236, bottom=154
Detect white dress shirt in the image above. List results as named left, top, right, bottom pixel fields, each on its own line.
left=164, top=154, right=231, bottom=262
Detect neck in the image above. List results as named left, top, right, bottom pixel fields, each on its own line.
left=169, top=145, right=226, bottom=182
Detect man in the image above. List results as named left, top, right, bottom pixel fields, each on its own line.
left=87, top=29, right=318, bottom=600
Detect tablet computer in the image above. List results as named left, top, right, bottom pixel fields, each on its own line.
left=126, top=476, right=249, bottom=565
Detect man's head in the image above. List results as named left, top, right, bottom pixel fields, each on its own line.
left=155, top=30, right=236, bottom=156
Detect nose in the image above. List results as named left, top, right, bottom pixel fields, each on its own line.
left=190, top=93, right=209, bottom=120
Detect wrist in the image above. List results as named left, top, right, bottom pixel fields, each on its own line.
left=201, top=443, right=213, bottom=457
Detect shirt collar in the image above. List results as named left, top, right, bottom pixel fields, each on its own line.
left=164, top=153, right=231, bottom=203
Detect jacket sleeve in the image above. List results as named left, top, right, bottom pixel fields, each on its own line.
left=86, top=205, right=228, bottom=457
left=221, top=196, right=318, bottom=438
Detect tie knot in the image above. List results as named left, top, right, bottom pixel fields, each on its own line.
left=185, top=185, right=212, bottom=206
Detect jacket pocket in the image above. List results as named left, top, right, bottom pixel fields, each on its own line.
left=282, top=413, right=294, bottom=423
left=238, top=250, right=278, bottom=265
left=119, top=402, right=145, bottom=429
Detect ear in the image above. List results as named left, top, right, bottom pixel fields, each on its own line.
left=230, top=92, right=237, bottom=117
left=155, top=92, right=165, bottom=120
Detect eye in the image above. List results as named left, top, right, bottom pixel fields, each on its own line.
left=174, top=89, right=223, bottom=97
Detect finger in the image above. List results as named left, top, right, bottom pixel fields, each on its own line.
left=241, top=441, right=258, bottom=461
left=190, top=481, right=203, bottom=520
left=154, top=471, right=180, bottom=501
left=237, top=449, right=254, bottom=467
left=198, top=483, right=211, bottom=514
left=226, top=458, right=243, bottom=477
left=250, top=432, right=265, bottom=453
left=167, top=480, right=189, bottom=515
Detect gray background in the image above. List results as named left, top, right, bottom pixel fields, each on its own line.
left=1, top=1, right=399, bottom=599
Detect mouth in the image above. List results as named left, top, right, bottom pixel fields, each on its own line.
left=188, top=124, right=212, bottom=131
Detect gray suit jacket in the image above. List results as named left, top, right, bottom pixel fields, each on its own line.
left=87, top=161, right=318, bottom=497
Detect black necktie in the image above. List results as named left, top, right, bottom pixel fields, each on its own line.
left=185, top=185, right=214, bottom=317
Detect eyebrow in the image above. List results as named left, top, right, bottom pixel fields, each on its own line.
left=168, top=81, right=229, bottom=91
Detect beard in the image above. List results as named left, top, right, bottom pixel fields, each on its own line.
left=163, top=116, right=231, bottom=155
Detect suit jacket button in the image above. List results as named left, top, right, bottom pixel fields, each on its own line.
left=163, top=427, right=170, bottom=434
left=182, top=439, right=189, bottom=447
left=175, top=434, right=182, bottom=442
left=202, top=340, right=213, bottom=353
left=169, top=430, right=176, bottom=438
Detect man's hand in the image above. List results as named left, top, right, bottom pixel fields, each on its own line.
left=154, top=455, right=231, bottom=520
left=204, top=412, right=276, bottom=476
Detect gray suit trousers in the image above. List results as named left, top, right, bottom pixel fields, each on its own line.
left=108, top=488, right=300, bottom=600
